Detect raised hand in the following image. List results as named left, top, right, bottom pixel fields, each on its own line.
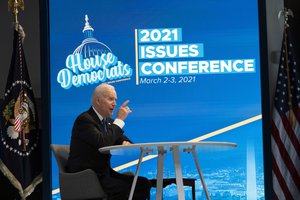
left=116, top=100, right=132, bottom=120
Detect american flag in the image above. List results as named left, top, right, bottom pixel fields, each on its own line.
left=271, top=27, right=300, bottom=199
left=14, top=113, right=22, bottom=132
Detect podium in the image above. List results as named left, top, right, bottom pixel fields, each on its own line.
left=99, top=141, right=237, bottom=200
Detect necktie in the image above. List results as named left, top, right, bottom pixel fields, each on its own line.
left=102, top=118, right=107, bottom=132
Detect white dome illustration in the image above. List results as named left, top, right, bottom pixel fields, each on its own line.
left=73, top=15, right=112, bottom=58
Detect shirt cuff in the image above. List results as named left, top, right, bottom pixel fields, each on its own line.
left=113, top=118, right=125, bottom=129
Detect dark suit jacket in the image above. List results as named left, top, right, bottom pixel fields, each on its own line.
left=66, top=107, right=131, bottom=176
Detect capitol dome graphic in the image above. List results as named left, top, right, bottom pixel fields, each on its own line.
left=56, top=14, right=133, bottom=89
left=73, top=15, right=112, bottom=58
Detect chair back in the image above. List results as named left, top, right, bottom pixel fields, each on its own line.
left=50, top=144, right=69, bottom=173
left=51, top=144, right=107, bottom=200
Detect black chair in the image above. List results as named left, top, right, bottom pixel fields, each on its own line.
left=51, top=144, right=107, bottom=200
left=149, top=178, right=196, bottom=200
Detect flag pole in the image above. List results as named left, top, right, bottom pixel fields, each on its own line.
left=8, top=0, right=27, bottom=151
left=8, top=0, right=25, bottom=24
left=278, top=8, right=295, bottom=127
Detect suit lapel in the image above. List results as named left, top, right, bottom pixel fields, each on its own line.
left=87, top=107, right=106, bottom=132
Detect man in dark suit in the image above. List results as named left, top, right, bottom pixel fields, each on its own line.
left=66, top=83, right=150, bottom=200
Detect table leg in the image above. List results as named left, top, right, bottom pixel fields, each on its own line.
left=192, top=181, right=196, bottom=200
left=128, top=147, right=146, bottom=200
left=172, top=146, right=185, bottom=200
left=191, top=149, right=211, bottom=200
left=156, top=146, right=166, bottom=200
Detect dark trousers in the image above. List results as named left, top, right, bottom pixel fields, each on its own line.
left=99, top=169, right=150, bottom=200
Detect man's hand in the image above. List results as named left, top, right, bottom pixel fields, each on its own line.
left=116, top=100, right=132, bottom=120
left=122, top=141, right=131, bottom=145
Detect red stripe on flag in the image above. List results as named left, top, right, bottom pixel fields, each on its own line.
left=272, top=117, right=300, bottom=192
left=272, top=154, right=293, bottom=200
left=281, top=111, right=300, bottom=159
left=14, top=114, right=22, bottom=132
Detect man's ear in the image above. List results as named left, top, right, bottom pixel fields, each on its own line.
left=96, top=97, right=101, bottom=105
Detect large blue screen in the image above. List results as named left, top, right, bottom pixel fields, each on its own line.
left=50, top=0, right=265, bottom=199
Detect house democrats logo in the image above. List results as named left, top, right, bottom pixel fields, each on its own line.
left=57, top=15, right=133, bottom=89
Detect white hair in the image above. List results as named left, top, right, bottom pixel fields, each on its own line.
left=91, top=83, right=115, bottom=105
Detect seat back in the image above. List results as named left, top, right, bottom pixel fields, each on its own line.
left=51, top=144, right=107, bottom=200
left=50, top=144, right=69, bottom=173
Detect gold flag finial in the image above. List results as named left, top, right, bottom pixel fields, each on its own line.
left=278, top=8, right=294, bottom=28
left=8, top=0, right=24, bottom=24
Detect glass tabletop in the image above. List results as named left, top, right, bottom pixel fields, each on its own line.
left=99, top=141, right=237, bottom=155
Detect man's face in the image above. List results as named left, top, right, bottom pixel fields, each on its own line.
left=96, top=88, right=117, bottom=118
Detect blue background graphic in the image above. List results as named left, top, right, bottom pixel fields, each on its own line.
left=49, top=0, right=264, bottom=199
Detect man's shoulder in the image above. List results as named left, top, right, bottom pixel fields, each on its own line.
left=75, top=107, right=95, bottom=121
left=72, top=109, right=99, bottom=134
